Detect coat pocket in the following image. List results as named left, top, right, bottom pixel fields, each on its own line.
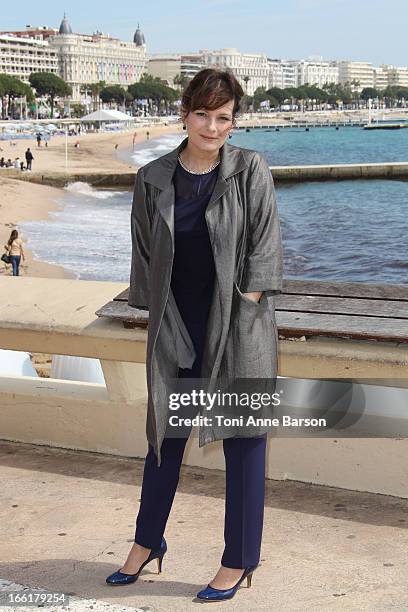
left=221, top=282, right=277, bottom=380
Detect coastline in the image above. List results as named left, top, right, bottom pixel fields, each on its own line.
left=0, top=177, right=76, bottom=279
left=0, top=123, right=182, bottom=280
left=3, top=109, right=407, bottom=281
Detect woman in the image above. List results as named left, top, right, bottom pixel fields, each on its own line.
left=4, top=229, right=25, bottom=276
left=106, top=68, right=283, bottom=601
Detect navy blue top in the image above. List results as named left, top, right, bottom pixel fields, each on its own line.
left=170, top=160, right=219, bottom=376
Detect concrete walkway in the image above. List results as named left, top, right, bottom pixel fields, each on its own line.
left=1, top=440, right=407, bottom=611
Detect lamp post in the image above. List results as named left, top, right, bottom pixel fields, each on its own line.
left=65, top=128, right=68, bottom=173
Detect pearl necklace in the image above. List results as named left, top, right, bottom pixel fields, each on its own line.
left=177, top=154, right=220, bottom=175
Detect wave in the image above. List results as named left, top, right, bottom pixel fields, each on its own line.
left=130, top=133, right=184, bottom=166
left=65, top=182, right=123, bottom=200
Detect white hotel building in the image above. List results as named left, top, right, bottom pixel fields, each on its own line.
left=1, top=16, right=148, bottom=101
left=49, top=16, right=147, bottom=100
left=296, top=59, right=339, bottom=88
left=0, top=33, right=58, bottom=83
left=199, top=48, right=269, bottom=95
left=268, top=58, right=339, bottom=89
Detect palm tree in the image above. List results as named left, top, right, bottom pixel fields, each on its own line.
left=243, top=76, right=250, bottom=95
left=80, top=81, right=106, bottom=111
left=350, top=79, right=361, bottom=109
left=173, top=73, right=190, bottom=91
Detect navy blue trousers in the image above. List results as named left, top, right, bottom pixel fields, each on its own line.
left=134, top=433, right=267, bottom=569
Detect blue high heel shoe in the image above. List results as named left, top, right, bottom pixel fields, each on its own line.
left=196, top=563, right=258, bottom=601
left=106, top=538, right=167, bottom=585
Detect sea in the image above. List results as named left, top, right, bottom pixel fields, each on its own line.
left=20, top=127, right=408, bottom=284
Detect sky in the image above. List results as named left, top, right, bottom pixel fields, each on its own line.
left=1, top=0, right=406, bottom=67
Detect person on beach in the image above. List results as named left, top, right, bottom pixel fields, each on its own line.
left=36, top=133, right=42, bottom=147
left=106, top=68, right=283, bottom=602
left=4, top=230, right=25, bottom=276
left=25, top=148, right=34, bottom=171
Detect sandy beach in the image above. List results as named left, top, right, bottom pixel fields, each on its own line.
left=0, top=122, right=183, bottom=279
left=0, top=121, right=183, bottom=376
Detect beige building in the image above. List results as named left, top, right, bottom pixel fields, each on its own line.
left=374, top=66, right=389, bottom=90
left=148, top=54, right=181, bottom=87
left=200, top=47, right=269, bottom=95
left=48, top=16, right=148, bottom=100
left=148, top=53, right=208, bottom=88
left=337, top=60, right=375, bottom=90
left=0, top=33, right=58, bottom=83
left=180, top=54, right=206, bottom=80
left=386, top=66, right=408, bottom=88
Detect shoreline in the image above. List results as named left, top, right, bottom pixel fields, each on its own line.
left=0, top=123, right=182, bottom=280
left=3, top=110, right=408, bottom=281
left=0, top=178, right=77, bottom=280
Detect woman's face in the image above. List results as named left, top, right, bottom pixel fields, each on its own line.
left=183, top=100, right=235, bottom=153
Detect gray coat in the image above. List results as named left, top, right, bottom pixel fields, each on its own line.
left=128, top=136, right=283, bottom=466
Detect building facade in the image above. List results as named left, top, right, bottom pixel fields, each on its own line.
left=337, top=60, right=375, bottom=90
left=267, top=59, right=297, bottom=89
left=386, top=66, right=408, bottom=88
left=200, top=48, right=269, bottom=95
left=295, top=59, right=339, bottom=88
left=374, top=66, right=389, bottom=90
left=148, top=54, right=181, bottom=87
left=0, top=33, right=58, bottom=83
left=48, top=17, right=147, bottom=100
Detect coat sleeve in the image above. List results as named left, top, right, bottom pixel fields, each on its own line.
left=128, top=167, right=151, bottom=310
left=240, top=153, right=283, bottom=296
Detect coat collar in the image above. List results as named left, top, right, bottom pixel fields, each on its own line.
left=142, top=136, right=250, bottom=190
left=142, top=137, right=251, bottom=247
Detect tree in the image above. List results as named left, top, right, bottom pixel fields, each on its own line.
left=173, top=73, right=191, bottom=91
left=360, top=87, right=379, bottom=101
left=240, top=94, right=253, bottom=112
left=80, top=81, right=106, bottom=111
left=71, top=103, right=86, bottom=118
left=0, top=74, right=33, bottom=118
left=128, top=75, right=179, bottom=115
left=29, top=72, right=71, bottom=118
left=266, top=87, right=286, bottom=105
left=100, top=85, right=127, bottom=107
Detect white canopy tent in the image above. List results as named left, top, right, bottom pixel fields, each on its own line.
left=80, top=109, right=133, bottom=122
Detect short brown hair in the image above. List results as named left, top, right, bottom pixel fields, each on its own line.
left=181, top=68, right=244, bottom=126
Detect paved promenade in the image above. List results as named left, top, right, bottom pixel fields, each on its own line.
left=1, top=440, right=408, bottom=611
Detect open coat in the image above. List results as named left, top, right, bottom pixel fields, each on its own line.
left=128, top=136, right=283, bottom=466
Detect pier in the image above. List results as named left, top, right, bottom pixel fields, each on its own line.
left=4, top=160, right=408, bottom=188
left=363, top=123, right=408, bottom=130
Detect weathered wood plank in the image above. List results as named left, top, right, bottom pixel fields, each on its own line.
left=277, top=312, right=408, bottom=342
left=281, top=280, right=408, bottom=300
left=113, top=280, right=408, bottom=303
left=278, top=295, right=408, bottom=318
left=95, top=301, right=148, bottom=329
left=97, top=280, right=408, bottom=340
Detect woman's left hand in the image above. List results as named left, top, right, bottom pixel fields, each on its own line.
left=242, top=291, right=262, bottom=303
